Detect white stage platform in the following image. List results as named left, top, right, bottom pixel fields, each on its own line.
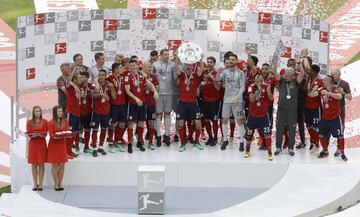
left=5, top=137, right=360, bottom=217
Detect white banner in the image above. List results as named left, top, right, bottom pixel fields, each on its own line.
left=33, top=0, right=99, bottom=13
left=16, top=9, right=329, bottom=89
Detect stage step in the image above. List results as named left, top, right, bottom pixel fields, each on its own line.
left=0, top=193, right=18, bottom=208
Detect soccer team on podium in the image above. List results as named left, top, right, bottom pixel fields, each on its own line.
left=26, top=47, right=351, bottom=191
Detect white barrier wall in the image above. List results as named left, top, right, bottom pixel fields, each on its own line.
left=16, top=9, right=329, bottom=89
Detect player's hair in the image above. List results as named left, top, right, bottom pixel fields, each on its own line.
left=60, top=62, right=70, bottom=71
left=115, top=53, right=124, bottom=59
left=121, top=58, right=131, bottom=66
left=326, top=75, right=335, bottom=84
left=94, top=52, right=104, bottom=61
left=288, top=58, right=295, bottom=63
left=251, top=55, right=259, bottom=66
left=31, top=106, right=43, bottom=126
left=229, top=53, right=238, bottom=60
left=98, top=69, right=107, bottom=75
left=262, top=63, right=270, bottom=68
left=112, top=63, right=121, bottom=72
left=52, top=105, right=65, bottom=128
left=150, top=50, right=158, bottom=56
left=79, top=71, right=89, bottom=78
left=224, top=51, right=233, bottom=59
left=160, top=49, right=169, bottom=55
left=311, top=64, right=320, bottom=74
left=207, top=56, right=216, bottom=63
left=130, top=55, right=138, bottom=60
left=73, top=53, right=82, bottom=62
left=129, top=59, right=137, bottom=64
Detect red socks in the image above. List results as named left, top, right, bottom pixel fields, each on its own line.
left=212, top=121, right=219, bottom=140
left=265, top=137, right=272, bottom=152
left=108, top=128, right=114, bottom=142
left=137, top=127, right=144, bottom=142
left=230, top=122, right=235, bottom=138
left=320, top=137, right=328, bottom=153
left=84, top=130, right=90, bottom=148
left=179, top=128, right=186, bottom=145
left=205, top=121, right=213, bottom=139
left=338, top=138, right=345, bottom=154
left=99, top=129, right=106, bottom=146
left=127, top=128, right=134, bottom=143
left=148, top=127, right=155, bottom=144
left=91, top=131, right=98, bottom=148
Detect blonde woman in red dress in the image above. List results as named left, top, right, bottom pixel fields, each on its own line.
left=47, top=106, right=69, bottom=191
left=26, top=106, right=47, bottom=191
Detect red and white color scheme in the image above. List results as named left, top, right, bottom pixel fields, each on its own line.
left=33, top=0, right=98, bottom=13
left=55, top=43, right=67, bottom=54
left=25, top=68, right=36, bottom=80
left=103, top=20, right=117, bottom=31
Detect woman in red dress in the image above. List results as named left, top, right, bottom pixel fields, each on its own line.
left=47, top=106, right=69, bottom=191
left=26, top=106, right=47, bottom=191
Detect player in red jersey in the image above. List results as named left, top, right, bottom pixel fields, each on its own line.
left=305, top=64, right=323, bottom=154
left=125, top=60, right=158, bottom=153
left=65, top=68, right=85, bottom=158
left=257, top=62, right=277, bottom=150
left=90, top=69, right=116, bottom=157
left=199, top=56, right=221, bottom=146
left=107, top=63, right=129, bottom=153
left=143, top=62, right=159, bottom=150
left=317, top=75, right=347, bottom=161
left=174, top=53, right=205, bottom=152
left=244, top=74, right=274, bottom=160
left=244, top=47, right=261, bottom=118
left=78, top=71, right=95, bottom=154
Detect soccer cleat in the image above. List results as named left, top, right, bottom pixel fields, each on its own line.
left=92, top=150, right=98, bottom=157
left=83, top=147, right=93, bottom=154
left=258, top=144, right=267, bottom=151
left=211, top=139, right=218, bottom=146
left=268, top=153, right=273, bottom=161
left=295, top=143, right=306, bottom=149
left=244, top=151, right=250, bottom=158
left=188, top=137, right=195, bottom=144
left=288, top=149, right=295, bottom=156
left=334, top=149, right=341, bottom=157
left=137, top=142, right=146, bottom=152
left=128, top=144, right=133, bottom=154
left=194, top=142, right=204, bottom=150
left=179, top=144, right=186, bottom=152
left=163, top=135, right=171, bottom=146
left=317, top=151, right=329, bottom=159
left=309, top=144, right=314, bottom=151
left=274, top=148, right=282, bottom=156
left=108, top=144, right=116, bottom=153
left=98, top=148, right=107, bottom=155
left=174, top=135, right=179, bottom=142
left=239, top=142, right=244, bottom=152
left=205, top=138, right=213, bottom=146
left=341, top=154, right=348, bottom=162
left=116, top=144, right=126, bottom=152
left=221, top=141, right=229, bottom=150
left=156, top=136, right=162, bottom=147
left=72, top=147, right=81, bottom=155
left=148, top=143, right=155, bottom=150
